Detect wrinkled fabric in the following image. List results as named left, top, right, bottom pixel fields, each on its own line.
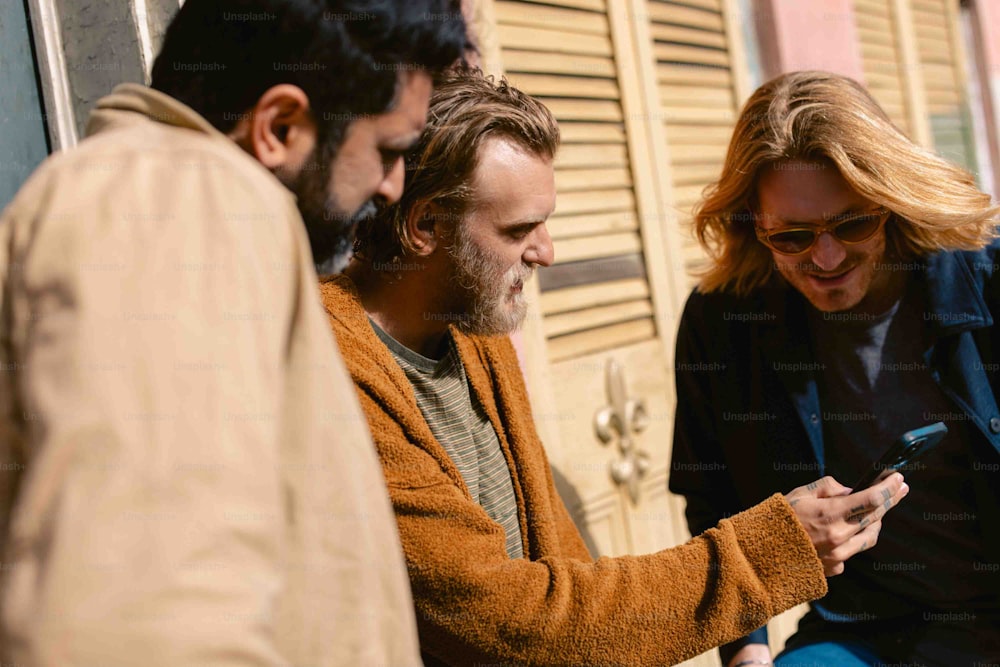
left=0, top=84, right=421, bottom=667
left=321, top=274, right=828, bottom=667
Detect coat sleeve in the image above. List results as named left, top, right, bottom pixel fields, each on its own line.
left=669, top=290, right=772, bottom=662
left=0, top=150, right=296, bottom=666
left=359, top=388, right=827, bottom=667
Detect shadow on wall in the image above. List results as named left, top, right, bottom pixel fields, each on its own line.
left=550, top=464, right=598, bottom=559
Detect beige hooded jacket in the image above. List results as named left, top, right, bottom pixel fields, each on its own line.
left=0, top=84, right=421, bottom=667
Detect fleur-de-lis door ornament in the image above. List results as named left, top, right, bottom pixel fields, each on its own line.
left=593, top=357, right=651, bottom=505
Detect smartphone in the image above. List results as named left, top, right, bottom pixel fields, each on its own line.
left=852, top=422, right=948, bottom=491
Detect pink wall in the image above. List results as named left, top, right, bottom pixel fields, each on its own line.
left=756, top=0, right=866, bottom=81
left=969, top=0, right=1000, bottom=197
left=971, top=1, right=1000, bottom=75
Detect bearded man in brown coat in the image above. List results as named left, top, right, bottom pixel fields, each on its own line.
left=320, top=67, right=910, bottom=667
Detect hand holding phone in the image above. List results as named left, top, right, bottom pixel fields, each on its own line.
left=785, top=474, right=909, bottom=576
left=852, top=422, right=948, bottom=491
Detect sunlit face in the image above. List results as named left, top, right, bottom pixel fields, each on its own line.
left=292, top=71, right=432, bottom=272
left=756, top=159, right=897, bottom=314
left=446, top=138, right=556, bottom=335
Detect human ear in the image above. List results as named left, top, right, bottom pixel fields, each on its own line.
left=406, top=201, right=449, bottom=256
left=230, top=84, right=317, bottom=172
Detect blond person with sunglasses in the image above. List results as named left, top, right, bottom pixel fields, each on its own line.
left=670, top=71, right=1000, bottom=667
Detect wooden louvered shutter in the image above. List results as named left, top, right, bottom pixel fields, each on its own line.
left=471, top=1, right=796, bottom=662
left=476, top=0, right=697, bottom=570
left=645, top=2, right=816, bottom=656
left=493, top=0, right=660, bottom=363
left=647, top=0, right=747, bottom=286
left=911, top=0, right=978, bottom=170
left=855, top=0, right=914, bottom=135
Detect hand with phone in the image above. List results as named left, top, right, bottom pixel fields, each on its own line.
left=784, top=473, right=909, bottom=576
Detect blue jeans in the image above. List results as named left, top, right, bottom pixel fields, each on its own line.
left=775, top=641, right=880, bottom=667
left=774, top=609, right=1000, bottom=667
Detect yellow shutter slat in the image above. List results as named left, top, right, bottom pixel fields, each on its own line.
left=541, top=98, right=622, bottom=121
left=555, top=143, right=628, bottom=168
left=501, top=50, right=617, bottom=78
left=658, top=103, right=735, bottom=124
left=555, top=168, right=633, bottom=193
left=660, top=84, right=733, bottom=106
left=544, top=299, right=653, bottom=338
left=519, top=0, right=606, bottom=11
left=672, top=183, right=707, bottom=208
left=541, top=278, right=650, bottom=316
left=865, top=70, right=907, bottom=89
left=657, top=63, right=732, bottom=86
left=917, top=37, right=953, bottom=64
left=668, top=142, right=728, bottom=163
left=554, top=189, right=635, bottom=217
left=647, top=2, right=724, bottom=31
left=914, top=23, right=950, bottom=43
left=547, top=209, right=639, bottom=238
left=854, top=0, right=890, bottom=17
left=855, top=11, right=892, bottom=32
left=665, top=123, right=734, bottom=143
left=559, top=122, right=627, bottom=143
left=507, top=73, right=620, bottom=99
left=497, top=24, right=613, bottom=56
left=667, top=0, right=722, bottom=11
left=494, top=1, right=609, bottom=35
left=655, top=43, right=730, bottom=67
left=668, top=163, right=723, bottom=185
left=548, top=319, right=656, bottom=362
left=650, top=23, right=727, bottom=49
left=920, top=62, right=957, bottom=83
left=861, top=43, right=896, bottom=61
left=871, top=87, right=905, bottom=106
left=857, top=26, right=897, bottom=46
left=555, top=231, right=643, bottom=263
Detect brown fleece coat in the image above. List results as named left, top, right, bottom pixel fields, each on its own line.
left=320, top=275, right=827, bottom=667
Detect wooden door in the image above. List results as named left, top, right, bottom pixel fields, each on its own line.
left=468, top=0, right=755, bottom=664
left=473, top=0, right=689, bottom=560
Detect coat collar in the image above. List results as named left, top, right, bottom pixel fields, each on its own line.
left=86, top=83, right=227, bottom=138
left=921, top=250, right=994, bottom=334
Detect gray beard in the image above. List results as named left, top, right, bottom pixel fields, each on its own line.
left=448, top=228, right=531, bottom=336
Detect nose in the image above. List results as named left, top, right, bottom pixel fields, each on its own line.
left=376, top=157, right=405, bottom=205
left=810, top=231, right=846, bottom=271
left=524, top=224, right=554, bottom=268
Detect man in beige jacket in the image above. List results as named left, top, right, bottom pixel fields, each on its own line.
left=0, top=1, right=467, bottom=664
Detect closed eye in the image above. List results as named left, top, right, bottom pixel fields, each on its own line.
left=507, top=224, right=537, bottom=240
left=380, top=149, right=404, bottom=172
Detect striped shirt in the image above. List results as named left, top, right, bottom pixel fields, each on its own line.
left=372, top=320, right=524, bottom=559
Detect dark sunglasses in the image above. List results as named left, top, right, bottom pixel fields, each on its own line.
left=754, top=207, right=891, bottom=255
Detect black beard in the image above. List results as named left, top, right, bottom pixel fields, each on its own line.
left=283, top=142, right=377, bottom=275
left=305, top=199, right=377, bottom=275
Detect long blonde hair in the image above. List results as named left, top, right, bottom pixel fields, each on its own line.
left=695, top=70, right=998, bottom=295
